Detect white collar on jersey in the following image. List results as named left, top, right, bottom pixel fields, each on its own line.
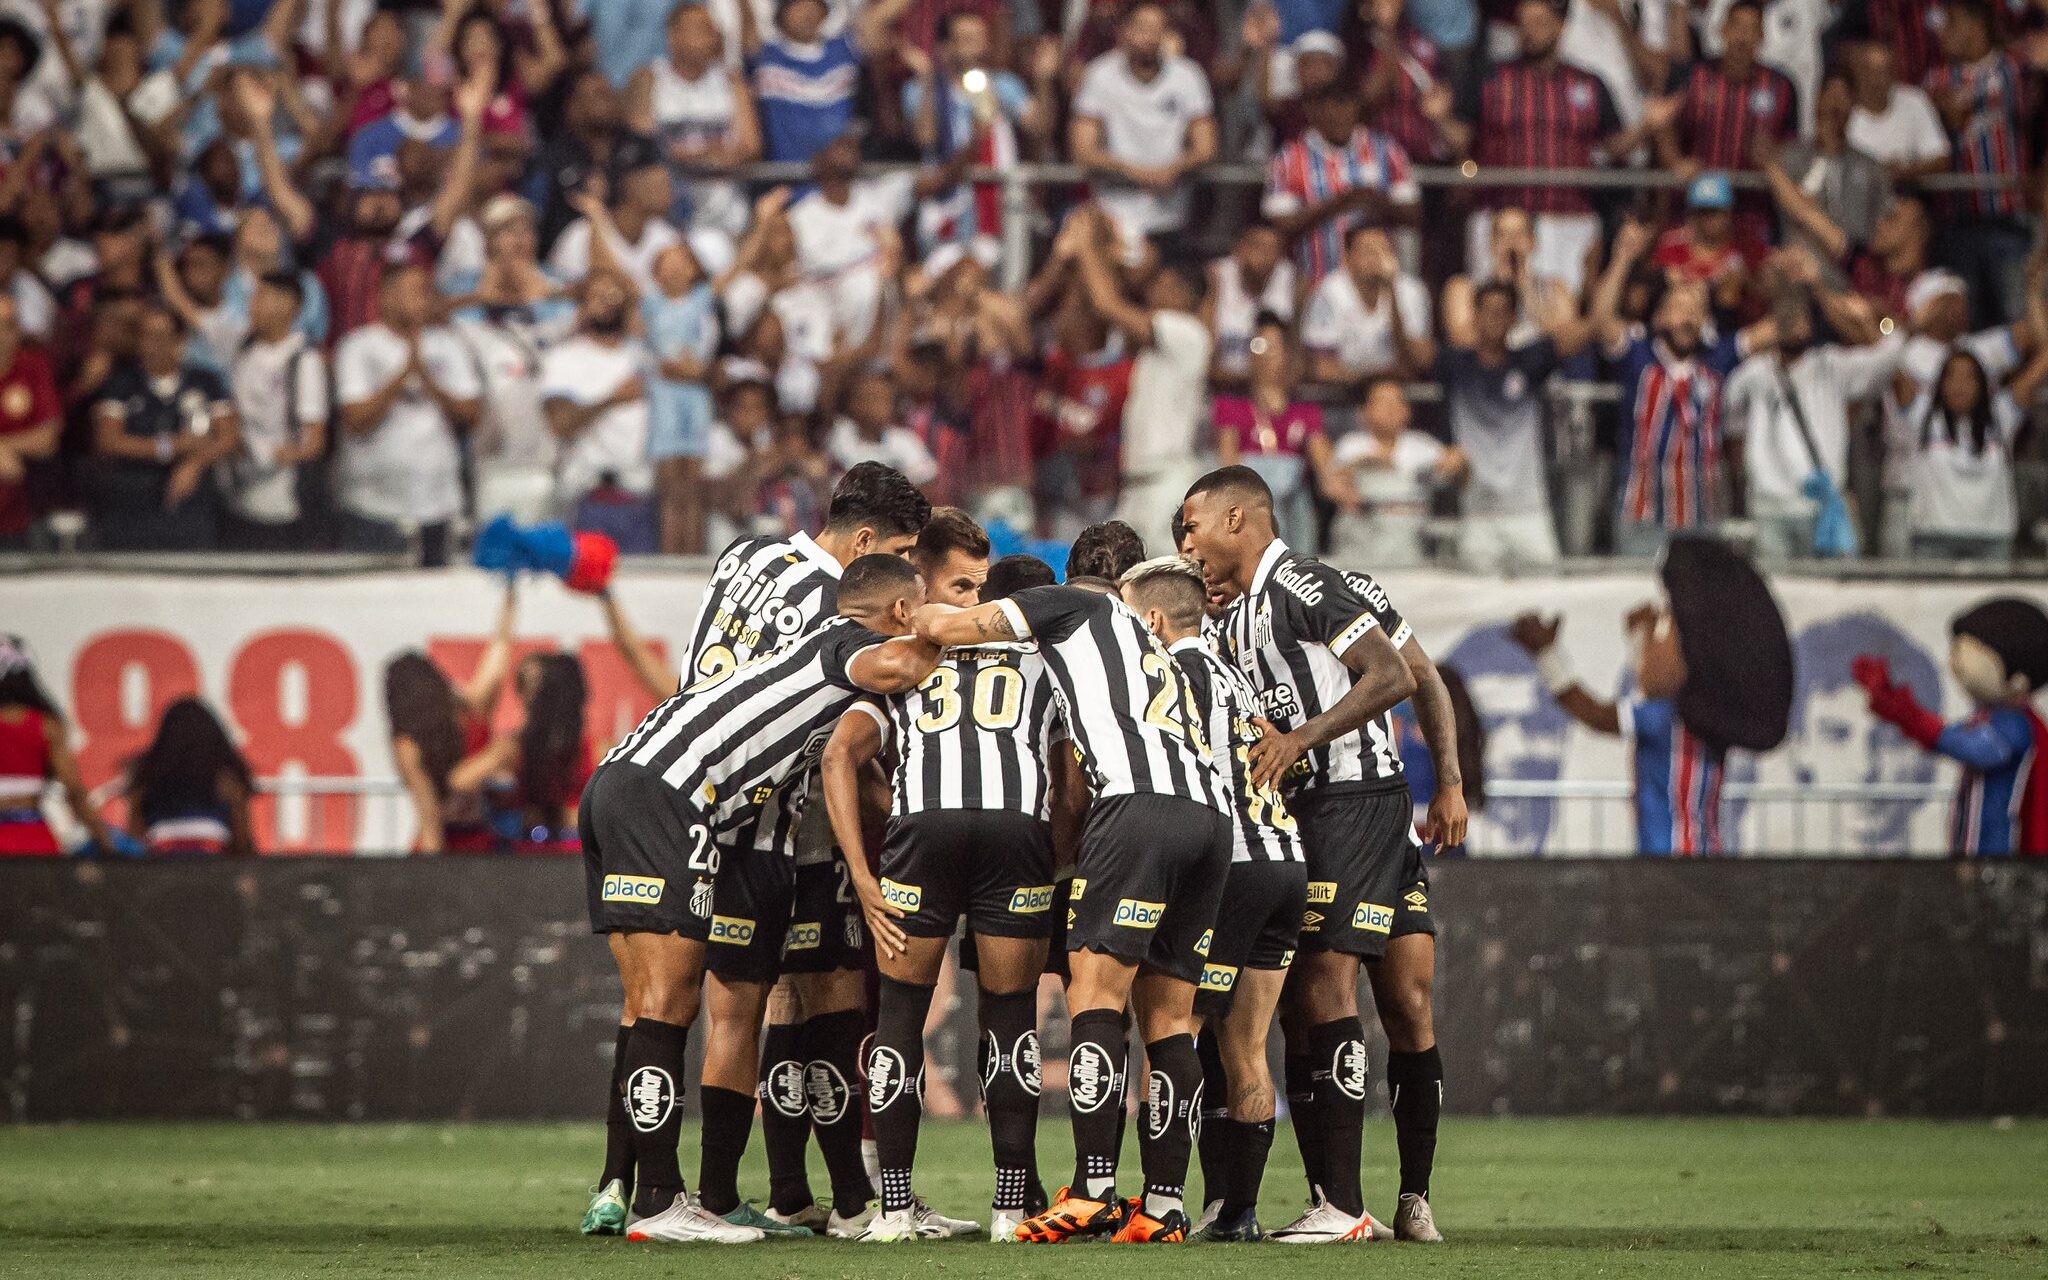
left=1248, top=538, right=1290, bottom=596
left=1167, top=636, right=1210, bottom=655
left=789, top=531, right=844, bottom=579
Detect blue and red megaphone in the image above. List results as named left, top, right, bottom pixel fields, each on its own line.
left=472, top=515, right=618, bottom=593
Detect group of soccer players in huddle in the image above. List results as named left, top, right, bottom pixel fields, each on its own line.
left=579, top=459, right=1466, bottom=1245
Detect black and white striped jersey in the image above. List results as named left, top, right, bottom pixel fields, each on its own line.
left=682, top=532, right=843, bottom=686
left=606, top=618, right=885, bottom=838
left=1171, top=638, right=1304, bottom=864
left=1218, top=540, right=1411, bottom=796
left=856, top=644, right=1065, bottom=820
left=994, top=587, right=1226, bottom=810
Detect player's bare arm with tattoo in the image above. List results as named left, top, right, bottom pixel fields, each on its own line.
left=912, top=602, right=1023, bottom=647
left=1246, top=625, right=1417, bottom=792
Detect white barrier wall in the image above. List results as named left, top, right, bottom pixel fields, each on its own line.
left=5, top=567, right=2043, bottom=854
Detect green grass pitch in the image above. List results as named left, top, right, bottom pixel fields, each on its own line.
left=4, top=1118, right=2044, bottom=1278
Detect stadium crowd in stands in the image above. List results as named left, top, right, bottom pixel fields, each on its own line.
left=0, top=0, right=2042, bottom=565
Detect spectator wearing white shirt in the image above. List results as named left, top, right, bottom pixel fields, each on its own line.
left=825, top=368, right=939, bottom=486
left=1891, top=342, right=2048, bottom=559
left=785, top=127, right=939, bottom=345
left=1845, top=40, right=1949, bottom=185
left=333, top=264, right=481, bottom=566
left=1064, top=204, right=1212, bottom=554
left=1201, top=221, right=1295, bottom=391
left=1303, top=225, right=1435, bottom=385
left=547, top=134, right=681, bottom=295
left=1069, top=2, right=1217, bottom=245
left=223, top=272, right=327, bottom=549
left=541, top=268, right=656, bottom=552
left=1723, top=292, right=1905, bottom=561
left=1327, top=376, right=1465, bottom=569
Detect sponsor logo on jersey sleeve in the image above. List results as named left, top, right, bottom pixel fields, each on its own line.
left=601, top=874, right=664, bottom=904
left=1008, top=884, right=1056, bottom=914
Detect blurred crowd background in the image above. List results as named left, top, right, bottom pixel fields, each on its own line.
left=0, top=0, right=2044, bottom=568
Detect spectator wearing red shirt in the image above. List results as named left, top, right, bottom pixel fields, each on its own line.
left=1650, top=173, right=1764, bottom=322
left=1660, top=1, right=1798, bottom=243
left=1923, top=0, right=2046, bottom=326
left=0, top=296, right=57, bottom=549
left=1442, top=0, right=1666, bottom=294
left=1352, top=0, right=1457, bottom=164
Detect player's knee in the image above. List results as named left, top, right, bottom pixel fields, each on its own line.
left=1382, top=983, right=1435, bottom=1049
left=639, top=974, right=700, bottom=1026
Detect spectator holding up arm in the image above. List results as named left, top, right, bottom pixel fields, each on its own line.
left=1070, top=1, right=1218, bottom=248
left=1845, top=39, right=1950, bottom=186
left=1212, top=310, right=1341, bottom=551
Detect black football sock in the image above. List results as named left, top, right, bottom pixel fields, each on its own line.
left=803, top=1008, right=873, bottom=1216
left=757, top=1022, right=815, bottom=1214
left=1283, top=1037, right=1324, bottom=1198
left=620, top=1018, right=688, bottom=1218
left=1194, top=1030, right=1230, bottom=1209
left=1386, top=1046, right=1442, bottom=1199
left=1066, top=1008, right=1128, bottom=1201
left=601, top=1024, right=635, bottom=1192
left=978, top=989, right=1042, bottom=1213
left=695, top=1085, right=755, bottom=1216
left=868, top=977, right=934, bottom=1214
left=1137, top=1034, right=1202, bottom=1219
left=1222, top=1118, right=1275, bottom=1221
left=1306, top=1017, right=1369, bottom=1217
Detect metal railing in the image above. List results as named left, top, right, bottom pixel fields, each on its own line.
left=229, top=774, right=1960, bottom=858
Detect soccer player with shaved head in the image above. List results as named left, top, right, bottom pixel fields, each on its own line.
left=1178, top=464, right=1465, bottom=1244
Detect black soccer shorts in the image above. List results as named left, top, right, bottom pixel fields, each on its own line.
left=776, top=858, right=871, bottom=975
left=700, top=839, right=797, bottom=984
left=880, top=810, right=1058, bottom=940
left=581, top=762, right=719, bottom=939
left=1290, top=785, right=1434, bottom=961
left=1064, top=793, right=1232, bottom=984
left=1192, top=857, right=1308, bottom=1019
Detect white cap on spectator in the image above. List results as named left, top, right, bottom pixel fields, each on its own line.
left=1291, top=30, right=1346, bottom=59
left=1904, top=270, right=1967, bottom=319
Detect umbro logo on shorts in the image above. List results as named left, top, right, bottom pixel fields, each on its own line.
left=708, top=915, right=756, bottom=944
left=1113, top=899, right=1165, bottom=929
left=1302, top=910, right=1325, bottom=932
left=1353, top=902, right=1395, bottom=934
left=880, top=879, right=922, bottom=911
left=601, top=874, right=664, bottom=904
left=1008, top=885, right=1056, bottom=914
left=1306, top=881, right=1337, bottom=905
left=1405, top=888, right=1429, bottom=911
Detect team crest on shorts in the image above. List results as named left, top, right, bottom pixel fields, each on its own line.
left=843, top=913, right=864, bottom=948
left=689, top=878, right=713, bottom=918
